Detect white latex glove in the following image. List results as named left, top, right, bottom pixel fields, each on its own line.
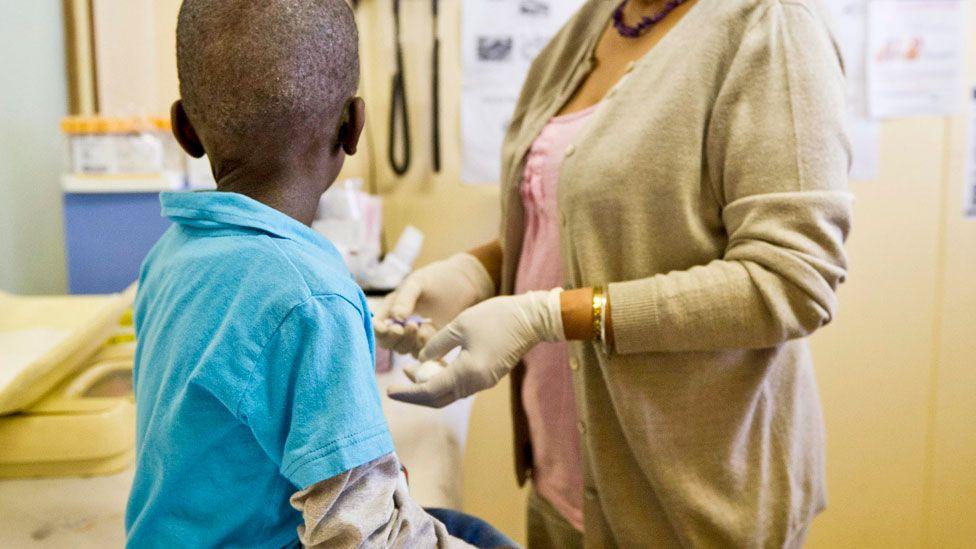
left=373, top=253, right=495, bottom=356
left=387, top=289, right=565, bottom=408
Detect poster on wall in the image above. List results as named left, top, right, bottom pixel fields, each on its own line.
left=866, top=0, right=965, bottom=119
left=460, top=0, right=584, bottom=184
left=847, top=119, right=881, bottom=181
left=963, top=88, right=976, bottom=220
left=826, top=0, right=880, bottom=181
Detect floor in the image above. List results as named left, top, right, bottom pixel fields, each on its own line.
left=0, top=470, right=132, bottom=548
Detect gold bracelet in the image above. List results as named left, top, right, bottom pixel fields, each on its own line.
left=592, top=286, right=607, bottom=343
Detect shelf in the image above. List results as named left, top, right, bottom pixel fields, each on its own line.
left=61, top=173, right=185, bottom=194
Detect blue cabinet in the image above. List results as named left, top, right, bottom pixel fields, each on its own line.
left=63, top=192, right=172, bottom=294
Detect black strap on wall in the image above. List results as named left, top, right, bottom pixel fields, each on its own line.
left=388, top=0, right=412, bottom=176
left=431, top=0, right=441, bottom=173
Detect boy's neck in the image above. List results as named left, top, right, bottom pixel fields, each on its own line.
left=216, top=168, right=330, bottom=227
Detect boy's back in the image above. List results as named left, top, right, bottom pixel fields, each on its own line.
left=126, top=191, right=392, bottom=547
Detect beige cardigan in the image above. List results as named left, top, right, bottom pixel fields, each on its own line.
left=498, top=0, right=852, bottom=547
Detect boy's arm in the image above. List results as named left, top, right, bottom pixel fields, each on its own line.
left=245, top=295, right=470, bottom=546
left=290, top=452, right=472, bottom=548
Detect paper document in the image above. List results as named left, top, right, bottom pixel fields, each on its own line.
left=964, top=88, right=976, bottom=219
left=867, top=0, right=965, bottom=118
left=826, top=0, right=880, bottom=180
left=460, top=0, right=584, bottom=184
left=828, top=0, right=870, bottom=115
left=847, top=115, right=881, bottom=181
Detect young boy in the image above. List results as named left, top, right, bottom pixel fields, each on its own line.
left=125, top=1, right=481, bottom=546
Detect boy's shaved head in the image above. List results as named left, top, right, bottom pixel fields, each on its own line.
left=176, top=0, right=359, bottom=157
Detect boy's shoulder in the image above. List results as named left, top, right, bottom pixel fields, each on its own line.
left=148, top=190, right=364, bottom=313
left=173, top=220, right=355, bottom=286
left=140, top=224, right=366, bottom=337
left=263, top=234, right=363, bottom=306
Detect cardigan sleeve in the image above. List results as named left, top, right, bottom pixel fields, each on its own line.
left=607, top=1, right=854, bottom=354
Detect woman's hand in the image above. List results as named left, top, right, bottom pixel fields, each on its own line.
left=386, top=289, right=565, bottom=408
left=373, top=253, right=495, bottom=356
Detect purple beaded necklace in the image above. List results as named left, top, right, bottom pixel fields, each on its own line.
left=612, top=0, right=687, bottom=38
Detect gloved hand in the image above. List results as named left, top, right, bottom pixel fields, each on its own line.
left=373, top=253, right=495, bottom=356
left=387, top=289, right=564, bottom=408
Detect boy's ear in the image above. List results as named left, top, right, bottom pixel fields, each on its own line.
left=337, top=97, right=366, bottom=156
left=171, top=100, right=206, bottom=158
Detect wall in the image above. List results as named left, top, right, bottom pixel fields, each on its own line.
left=91, top=1, right=159, bottom=115
left=925, top=10, right=976, bottom=547
left=806, top=8, right=976, bottom=548
left=0, top=1, right=69, bottom=295
left=104, top=1, right=975, bottom=546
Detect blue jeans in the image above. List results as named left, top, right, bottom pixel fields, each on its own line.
left=425, top=508, right=520, bottom=549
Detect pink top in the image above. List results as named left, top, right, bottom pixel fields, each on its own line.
left=514, top=103, right=599, bottom=531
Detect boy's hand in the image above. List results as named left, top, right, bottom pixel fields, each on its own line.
left=387, top=289, right=564, bottom=408
left=374, top=253, right=495, bottom=357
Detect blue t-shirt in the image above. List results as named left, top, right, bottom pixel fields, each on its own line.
left=125, top=191, right=394, bottom=548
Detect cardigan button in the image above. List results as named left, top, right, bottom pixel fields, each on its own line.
left=565, top=144, right=576, bottom=157
left=570, top=358, right=579, bottom=371
left=625, top=60, right=636, bottom=73
left=577, top=421, right=587, bottom=435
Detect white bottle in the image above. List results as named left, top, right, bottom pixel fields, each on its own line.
left=362, top=225, right=424, bottom=290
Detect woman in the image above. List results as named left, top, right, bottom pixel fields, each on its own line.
left=377, top=0, right=852, bottom=546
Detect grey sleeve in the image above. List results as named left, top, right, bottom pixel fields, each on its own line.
left=610, top=2, right=852, bottom=354
left=289, top=453, right=474, bottom=548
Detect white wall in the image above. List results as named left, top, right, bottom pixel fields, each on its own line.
left=0, top=1, right=69, bottom=294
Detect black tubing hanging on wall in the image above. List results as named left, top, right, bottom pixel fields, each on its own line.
left=388, top=0, right=412, bottom=177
